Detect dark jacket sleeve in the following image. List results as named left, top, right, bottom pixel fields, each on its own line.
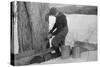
left=49, top=23, right=57, bottom=34
left=52, top=28, right=62, bottom=35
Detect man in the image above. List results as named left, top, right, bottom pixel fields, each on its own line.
left=46, top=7, right=68, bottom=57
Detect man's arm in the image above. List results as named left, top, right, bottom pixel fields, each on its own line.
left=52, top=28, right=61, bottom=35
left=45, top=13, right=56, bottom=34
left=51, top=25, right=65, bottom=35
left=49, top=23, right=57, bottom=34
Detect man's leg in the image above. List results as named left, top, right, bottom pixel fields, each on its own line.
left=52, top=37, right=61, bottom=56
left=53, top=46, right=61, bottom=56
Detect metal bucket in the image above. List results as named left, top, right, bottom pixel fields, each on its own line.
left=61, top=45, right=70, bottom=59
left=72, top=46, right=81, bottom=58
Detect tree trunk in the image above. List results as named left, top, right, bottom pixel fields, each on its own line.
left=26, top=2, right=49, bottom=51
left=17, top=2, right=49, bottom=53
left=17, top=2, right=33, bottom=52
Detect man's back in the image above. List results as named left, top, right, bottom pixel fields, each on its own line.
left=51, top=12, right=68, bottom=35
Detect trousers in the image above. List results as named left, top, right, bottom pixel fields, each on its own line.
left=51, top=26, right=68, bottom=55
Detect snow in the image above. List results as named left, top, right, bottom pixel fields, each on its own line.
left=41, top=51, right=97, bottom=64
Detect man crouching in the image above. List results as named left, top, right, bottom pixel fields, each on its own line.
left=46, top=7, right=68, bottom=57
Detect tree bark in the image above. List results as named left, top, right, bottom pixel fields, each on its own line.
left=17, top=2, right=33, bottom=52
left=17, top=2, right=49, bottom=53
left=26, top=2, right=49, bottom=51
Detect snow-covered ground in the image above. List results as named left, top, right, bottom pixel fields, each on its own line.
left=41, top=51, right=97, bottom=64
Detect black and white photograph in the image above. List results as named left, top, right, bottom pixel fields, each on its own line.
left=10, top=1, right=97, bottom=66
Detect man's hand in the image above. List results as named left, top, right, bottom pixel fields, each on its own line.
left=48, top=34, right=52, bottom=39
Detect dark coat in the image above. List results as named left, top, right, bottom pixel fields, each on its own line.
left=49, top=12, right=68, bottom=35
left=49, top=12, right=68, bottom=47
